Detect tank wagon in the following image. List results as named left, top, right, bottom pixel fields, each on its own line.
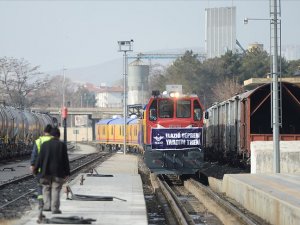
left=0, top=105, right=57, bottom=159
left=96, top=90, right=205, bottom=175
left=204, top=82, right=300, bottom=163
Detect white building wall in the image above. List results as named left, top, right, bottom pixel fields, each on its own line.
left=95, top=91, right=122, bottom=108
left=107, top=92, right=123, bottom=108
left=95, top=92, right=106, bottom=107
left=205, top=7, right=236, bottom=58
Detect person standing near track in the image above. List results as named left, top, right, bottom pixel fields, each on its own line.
left=34, top=127, right=70, bottom=214
left=30, top=124, right=53, bottom=212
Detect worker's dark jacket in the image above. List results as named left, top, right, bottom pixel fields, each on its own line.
left=34, top=138, right=70, bottom=178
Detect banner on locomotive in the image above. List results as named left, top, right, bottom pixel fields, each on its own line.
left=151, top=128, right=202, bottom=150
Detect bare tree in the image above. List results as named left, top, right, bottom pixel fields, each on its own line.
left=0, top=57, right=47, bottom=108
left=31, top=74, right=98, bottom=109
left=31, top=75, right=79, bottom=108
left=148, top=63, right=167, bottom=94
left=211, top=77, right=244, bottom=102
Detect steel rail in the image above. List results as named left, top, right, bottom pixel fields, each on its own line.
left=0, top=154, right=89, bottom=189
left=0, top=189, right=36, bottom=210
left=0, top=152, right=111, bottom=210
left=157, top=175, right=195, bottom=225
left=187, top=179, right=259, bottom=225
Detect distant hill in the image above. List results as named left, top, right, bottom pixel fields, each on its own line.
left=48, top=58, right=123, bottom=86
left=47, top=48, right=205, bottom=86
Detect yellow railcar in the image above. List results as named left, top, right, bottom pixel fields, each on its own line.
left=95, top=117, right=140, bottom=152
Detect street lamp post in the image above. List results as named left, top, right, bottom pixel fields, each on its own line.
left=118, top=40, right=134, bottom=155
left=244, top=0, right=281, bottom=173
left=243, top=17, right=270, bottom=24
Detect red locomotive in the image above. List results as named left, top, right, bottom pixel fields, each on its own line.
left=142, top=90, right=205, bottom=174
left=96, top=88, right=205, bottom=174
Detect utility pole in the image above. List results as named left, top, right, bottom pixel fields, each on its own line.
left=271, top=0, right=281, bottom=173
left=244, top=0, right=281, bottom=173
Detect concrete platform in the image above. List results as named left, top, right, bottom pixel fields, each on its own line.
left=222, top=173, right=300, bottom=225
left=251, top=141, right=300, bottom=173
left=16, top=153, right=147, bottom=225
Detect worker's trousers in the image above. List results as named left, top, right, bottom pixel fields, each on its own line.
left=40, top=176, right=65, bottom=212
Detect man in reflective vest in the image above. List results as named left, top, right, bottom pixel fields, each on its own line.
left=30, top=124, right=53, bottom=212
left=34, top=127, right=70, bottom=215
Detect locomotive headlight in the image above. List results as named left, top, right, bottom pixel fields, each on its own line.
left=170, top=92, right=180, bottom=98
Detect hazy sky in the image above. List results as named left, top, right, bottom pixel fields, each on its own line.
left=0, top=0, right=299, bottom=72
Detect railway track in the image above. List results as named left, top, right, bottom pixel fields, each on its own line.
left=0, top=154, right=85, bottom=189
left=0, top=152, right=112, bottom=219
left=151, top=174, right=267, bottom=225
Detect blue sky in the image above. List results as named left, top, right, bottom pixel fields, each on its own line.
left=0, top=0, right=299, bottom=72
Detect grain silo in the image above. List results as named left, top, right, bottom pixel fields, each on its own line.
left=128, top=59, right=149, bottom=105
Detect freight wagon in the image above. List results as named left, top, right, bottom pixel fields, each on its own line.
left=204, top=82, right=300, bottom=164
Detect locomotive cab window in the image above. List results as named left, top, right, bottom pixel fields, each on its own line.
left=159, top=99, right=174, bottom=118
left=193, top=100, right=203, bottom=121
left=177, top=100, right=191, bottom=118
left=149, top=99, right=157, bottom=121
